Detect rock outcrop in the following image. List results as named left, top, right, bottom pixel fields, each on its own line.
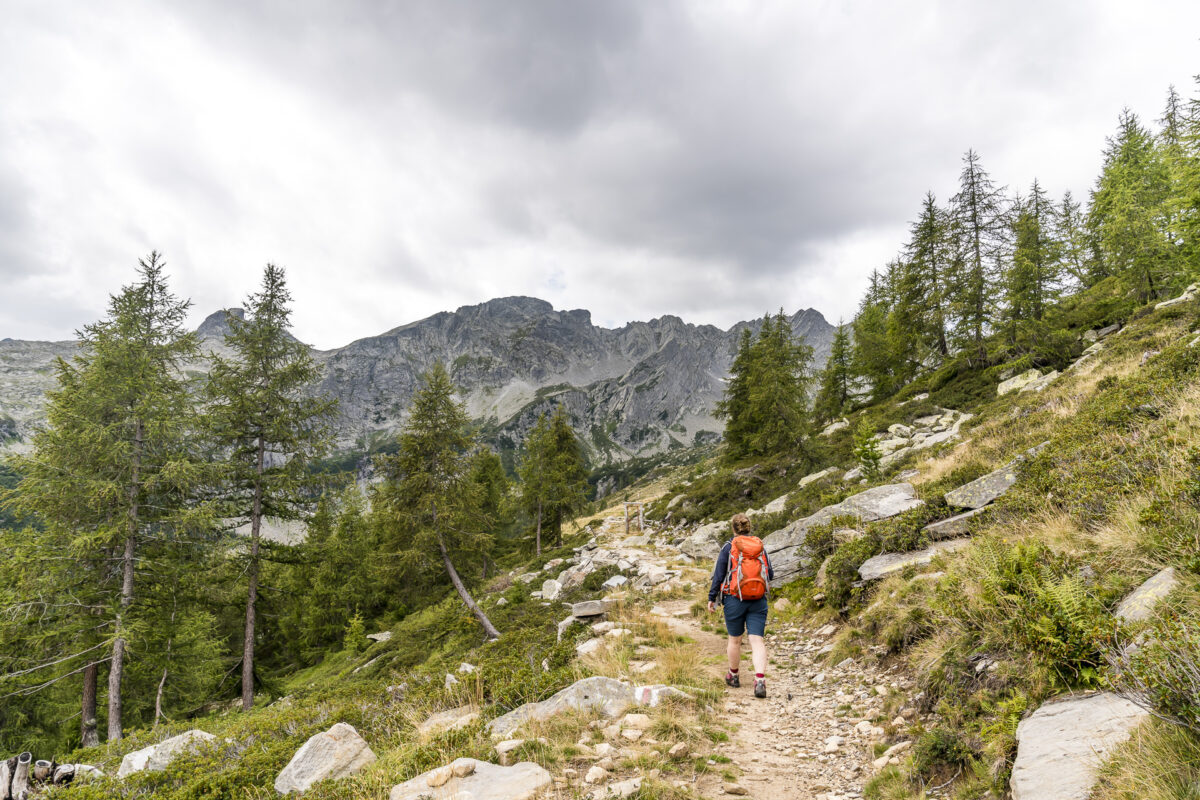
left=389, top=758, right=551, bottom=800
left=944, top=443, right=1047, bottom=510
left=1114, top=567, right=1179, bottom=623
left=274, top=722, right=376, bottom=795
left=762, top=483, right=924, bottom=586
left=118, top=730, right=217, bottom=778
left=1010, top=693, right=1148, bottom=800
left=857, top=539, right=970, bottom=581
left=488, top=677, right=637, bottom=739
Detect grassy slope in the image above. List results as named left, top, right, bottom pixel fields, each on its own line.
left=646, top=293, right=1200, bottom=799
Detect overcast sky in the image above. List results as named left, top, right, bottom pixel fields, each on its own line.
left=2, top=1, right=1199, bottom=347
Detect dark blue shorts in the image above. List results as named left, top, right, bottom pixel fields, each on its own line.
left=722, top=595, right=768, bottom=637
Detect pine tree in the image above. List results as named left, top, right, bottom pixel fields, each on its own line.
left=1089, top=109, right=1177, bottom=300
left=372, top=363, right=501, bottom=640
left=719, top=311, right=813, bottom=460
left=850, top=270, right=898, bottom=401
left=1055, top=190, right=1093, bottom=289
left=1004, top=180, right=1062, bottom=352
left=901, top=192, right=952, bottom=359
left=518, top=407, right=588, bottom=553
left=948, top=150, right=1009, bottom=362
left=813, top=321, right=854, bottom=422
left=204, top=264, right=336, bottom=711
left=5, top=252, right=210, bottom=742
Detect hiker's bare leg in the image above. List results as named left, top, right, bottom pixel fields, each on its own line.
left=727, top=635, right=742, bottom=671
left=749, top=634, right=767, bottom=675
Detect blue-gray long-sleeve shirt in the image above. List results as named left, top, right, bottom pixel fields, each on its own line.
left=709, top=540, right=774, bottom=603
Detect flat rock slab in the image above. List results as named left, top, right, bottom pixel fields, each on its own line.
left=858, top=539, right=970, bottom=581
left=999, top=368, right=1043, bottom=396
left=923, top=507, right=989, bottom=540
left=1021, top=370, right=1060, bottom=393
left=275, top=722, right=377, bottom=794
left=945, top=466, right=1020, bottom=509
left=1011, top=693, right=1148, bottom=800
left=488, top=677, right=635, bottom=739
left=1114, top=567, right=1179, bottom=623
left=763, top=483, right=924, bottom=587
left=118, top=729, right=217, bottom=778
left=390, top=758, right=551, bottom=800
left=571, top=600, right=611, bottom=618
left=417, top=706, right=480, bottom=736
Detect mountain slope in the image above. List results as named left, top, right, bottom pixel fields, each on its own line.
left=0, top=297, right=835, bottom=462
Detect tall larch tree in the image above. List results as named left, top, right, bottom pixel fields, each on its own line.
left=901, top=192, right=952, bottom=359
left=204, top=264, right=336, bottom=711
left=372, top=364, right=501, bottom=640
left=1004, top=179, right=1062, bottom=351
left=948, top=150, right=1009, bottom=362
left=7, top=253, right=209, bottom=742
left=813, top=321, right=854, bottom=423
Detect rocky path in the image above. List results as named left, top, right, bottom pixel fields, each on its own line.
left=649, top=598, right=919, bottom=800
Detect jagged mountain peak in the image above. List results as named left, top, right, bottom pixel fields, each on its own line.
left=196, top=308, right=245, bottom=341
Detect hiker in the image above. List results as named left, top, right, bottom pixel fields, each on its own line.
left=707, top=512, right=774, bottom=698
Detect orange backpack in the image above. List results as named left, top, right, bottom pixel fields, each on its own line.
left=722, top=535, right=769, bottom=601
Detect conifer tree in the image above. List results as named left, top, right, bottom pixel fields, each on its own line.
left=718, top=312, right=813, bottom=460
left=948, top=150, right=1009, bottom=362
left=813, top=321, right=854, bottom=422
left=900, top=192, right=952, bottom=359
left=518, top=407, right=588, bottom=553
left=1089, top=109, right=1177, bottom=300
left=1055, top=190, right=1093, bottom=289
left=852, top=419, right=882, bottom=482
left=205, top=264, right=336, bottom=710
left=5, top=253, right=210, bottom=742
left=850, top=270, right=898, bottom=401
left=372, top=364, right=500, bottom=640
left=1004, top=180, right=1062, bottom=351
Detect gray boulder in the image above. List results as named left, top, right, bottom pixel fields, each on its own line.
left=275, top=722, right=377, bottom=794
left=571, top=600, right=611, bottom=618
left=679, top=521, right=727, bottom=561
left=389, top=758, right=551, bottom=800
left=1021, top=370, right=1060, bottom=393
left=798, top=467, right=841, bottom=488
left=923, top=507, right=989, bottom=540
left=417, top=706, right=479, bottom=736
left=1010, top=693, right=1148, bottom=800
left=489, top=677, right=635, bottom=739
left=998, top=368, right=1043, bottom=396
left=118, top=729, right=217, bottom=778
left=1114, top=567, right=1179, bottom=623
left=945, top=442, right=1048, bottom=509
left=857, top=539, right=970, bottom=581
left=541, top=579, right=562, bottom=601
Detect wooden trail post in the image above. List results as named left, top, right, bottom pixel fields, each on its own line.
left=623, top=502, right=645, bottom=535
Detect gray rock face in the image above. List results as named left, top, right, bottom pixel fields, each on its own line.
left=1114, top=567, right=1179, bottom=623
left=857, top=538, right=970, bottom=581
left=998, top=368, right=1043, bottom=396
left=763, top=483, right=924, bottom=586
left=117, top=730, right=217, bottom=778
left=945, top=466, right=1021, bottom=509
left=0, top=298, right=834, bottom=466
left=389, top=758, right=551, bottom=800
left=417, top=706, right=480, bottom=736
left=923, top=507, right=989, bottom=540
left=1010, top=693, right=1148, bottom=800
left=274, top=722, right=377, bottom=794
left=679, top=521, right=728, bottom=561
left=488, top=677, right=636, bottom=739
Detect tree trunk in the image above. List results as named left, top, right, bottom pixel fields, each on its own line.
left=80, top=661, right=98, bottom=748
left=108, top=417, right=142, bottom=742
left=242, top=436, right=266, bottom=711
left=437, top=534, right=501, bottom=641
left=535, top=500, right=542, bottom=556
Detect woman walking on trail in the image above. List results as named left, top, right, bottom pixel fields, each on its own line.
left=708, top=513, right=774, bottom=698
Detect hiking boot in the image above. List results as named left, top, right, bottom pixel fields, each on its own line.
left=754, top=679, right=767, bottom=698
left=725, top=671, right=740, bottom=688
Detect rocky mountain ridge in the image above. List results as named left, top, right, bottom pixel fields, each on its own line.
left=0, top=296, right=835, bottom=462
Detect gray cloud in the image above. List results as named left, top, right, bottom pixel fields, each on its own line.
left=0, top=1, right=1198, bottom=346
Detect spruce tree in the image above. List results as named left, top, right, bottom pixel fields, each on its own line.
left=1089, top=109, right=1176, bottom=300
left=5, top=252, right=210, bottom=742
left=901, top=192, right=952, bottom=359
left=948, top=150, right=1009, bottom=363
left=1004, top=180, right=1062, bottom=352
left=518, top=407, right=588, bottom=553
left=204, top=264, right=336, bottom=710
left=850, top=270, right=898, bottom=401
left=813, top=321, right=854, bottom=422
left=372, top=364, right=501, bottom=640
left=1055, top=190, right=1093, bottom=289
left=715, top=327, right=755, bottom=456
